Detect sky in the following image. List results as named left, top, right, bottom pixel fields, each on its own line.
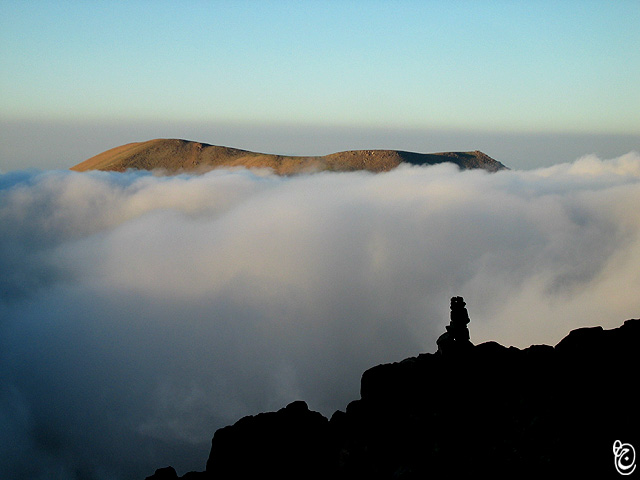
left=1, top=0, right=639, bottom=171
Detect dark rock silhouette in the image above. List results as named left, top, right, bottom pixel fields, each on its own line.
left=144, top=298, right=639, bottom=478
left=205, top=400, right=333, bottom=480
left=145, top=466, right=178, bottom=480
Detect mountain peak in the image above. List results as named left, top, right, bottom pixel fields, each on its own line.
left=70, top=139, right=508, bottom=174
left=143, top=297, right=639, bottom=479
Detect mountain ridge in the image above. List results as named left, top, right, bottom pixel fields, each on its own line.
left=70, top=138, right=507, bottom=174
left=144, top=298, right=639, bottom=479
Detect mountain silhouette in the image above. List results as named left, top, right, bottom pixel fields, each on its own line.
left=145, top=298, right=639, bottom=479
left=70, top=139, right=507, bottom=174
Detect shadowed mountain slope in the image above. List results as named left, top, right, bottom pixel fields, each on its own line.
left=144, top=298, right=639, bottom=479
left=70, top=139, right=507, bottom=174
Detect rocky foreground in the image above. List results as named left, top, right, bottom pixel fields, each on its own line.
left=146, top=298, right=639, bottom=479
left=70, top=139, right=507, bottom=174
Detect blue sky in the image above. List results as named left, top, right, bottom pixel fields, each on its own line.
left=1, top=0, right=639, bottom=169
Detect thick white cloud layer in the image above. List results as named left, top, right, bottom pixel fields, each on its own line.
left=2, top=153, right=640, bottom=478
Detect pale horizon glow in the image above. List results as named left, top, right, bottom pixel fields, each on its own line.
left=1, top=1, right=639, bottom=171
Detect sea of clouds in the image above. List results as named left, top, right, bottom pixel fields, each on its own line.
left=2, top=152, right=640, bottom=479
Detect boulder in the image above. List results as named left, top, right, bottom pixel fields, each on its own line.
left=205, top=400, right=334, bottom=480
left=144, top=466, right=178, bottom=480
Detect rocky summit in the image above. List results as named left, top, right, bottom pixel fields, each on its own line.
left=70, top=139, right=507, bottom=174
left=145, top=298, right=639, bottom=479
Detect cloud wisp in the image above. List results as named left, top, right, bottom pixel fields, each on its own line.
left=1, top=153, right=640, bottom=478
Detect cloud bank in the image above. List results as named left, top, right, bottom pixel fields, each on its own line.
left=2, top=153, right=640, bottom=478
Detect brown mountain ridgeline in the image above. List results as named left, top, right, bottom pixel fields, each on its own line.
left=70, top=139, right=507, bottom=174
